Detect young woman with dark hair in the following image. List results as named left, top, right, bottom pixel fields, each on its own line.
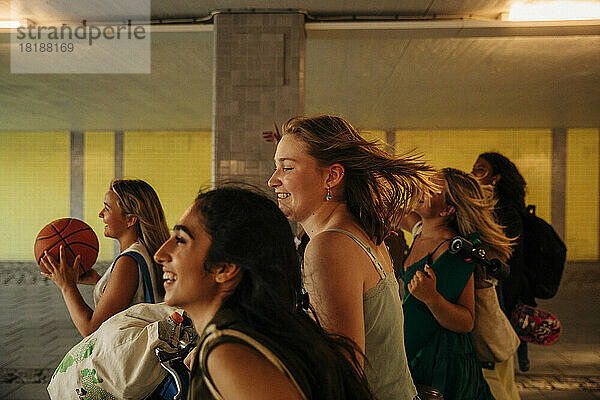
left=268, top=115, right=434, bottom=399
left=473, top=152, right=534, bottom=398
left=154, top=186, right=375, bottom=400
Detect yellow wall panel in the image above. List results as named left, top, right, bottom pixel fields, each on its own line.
left=566, top=129, right=599, bottom=261
left=123, top=131, right=212, bottom=230
left=395, top=129, right=552, bottom=222
left=0, top=132, right=70, bottom=260
left=360, top=130, right=388, bottom=150
left=84, top=132, right=115, bottom=261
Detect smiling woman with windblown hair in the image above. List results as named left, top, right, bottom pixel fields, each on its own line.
left=268, top=115, right=434, bottom=400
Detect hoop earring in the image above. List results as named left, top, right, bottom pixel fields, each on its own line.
left=326, top=187, right=332, bottom=201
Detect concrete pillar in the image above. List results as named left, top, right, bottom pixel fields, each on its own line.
left=212, top=12, right=305, bottom=189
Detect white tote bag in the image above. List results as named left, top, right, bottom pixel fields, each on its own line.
left=47, top=303, right=189, bottom=400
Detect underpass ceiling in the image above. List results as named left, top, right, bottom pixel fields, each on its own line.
left=0, top=1, right=598, bottom=130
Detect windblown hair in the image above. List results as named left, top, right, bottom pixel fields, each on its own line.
left=442, top=168, right=514, bottom=262
left=478, top=152, right=526, bottom=208
left=193, top=186, right=374, bottom=400
left=282, top=115, right=435, bottom=245
left=110, top=179, right=170, bottom=298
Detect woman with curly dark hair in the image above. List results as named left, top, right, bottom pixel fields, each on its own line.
left=472, top=152, right=534, bottom=398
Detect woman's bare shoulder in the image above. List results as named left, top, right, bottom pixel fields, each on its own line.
left=304, top=229, right=370, bottom=276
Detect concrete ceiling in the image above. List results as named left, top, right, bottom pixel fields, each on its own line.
left=1, top=1, right=522, bottom=23
left=306, top=29, right=600, bottom=129
left=0, top=1, right=599, bottom=131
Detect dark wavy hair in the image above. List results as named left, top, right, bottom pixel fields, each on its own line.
left=478, top=152, right=526, bottom=208
left=192, top=186, right=374, bottom=400
left=282, top=115, right=435, bottom=245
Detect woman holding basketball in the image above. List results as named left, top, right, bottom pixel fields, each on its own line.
left=41, top=179, right=170, bottom=337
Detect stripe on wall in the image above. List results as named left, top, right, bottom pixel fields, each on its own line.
left=385, top=130, right=396, bottom=155
left=70, top=131, right=84, bottom=220
left=551, top=128, right=567, bottom=241
left=114, top=130, right=124, bottom=179
left=114, top=130, right=125, bottom=257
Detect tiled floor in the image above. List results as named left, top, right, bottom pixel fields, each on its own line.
left=0, top=262, right=598, bottom=399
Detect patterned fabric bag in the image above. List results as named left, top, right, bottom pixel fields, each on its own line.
left=510, top=302, right=561, bottom=345
left=47, top=303, right=194, bottom=400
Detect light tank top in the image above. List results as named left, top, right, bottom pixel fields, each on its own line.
left=325, top=229, right=418, bottom=400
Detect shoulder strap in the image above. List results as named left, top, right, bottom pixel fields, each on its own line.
left=324, top=228, right=386, bottom=279
left=102, top=250, right=155, bottom=303
left=432, top=238, right=450, bottom=255
left=199, top=327, right=308, bottom=400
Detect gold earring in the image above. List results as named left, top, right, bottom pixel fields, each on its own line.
left=326, top=187, right=332, bottom=201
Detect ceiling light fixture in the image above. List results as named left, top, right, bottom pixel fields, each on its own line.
left=509, top=1, right=600, bottom=21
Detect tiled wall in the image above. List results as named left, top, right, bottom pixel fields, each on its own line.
left=213, top=13, right=305, bottom=189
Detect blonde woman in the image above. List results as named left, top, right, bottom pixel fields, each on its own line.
left=400, top=168, right=513, bottom=400
left=268, top=115, right=433, bottom=400
left=41, top=179, right=170, bottom=336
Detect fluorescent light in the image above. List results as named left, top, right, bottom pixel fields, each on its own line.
left=509, top=1, right=600, bottom=21
left=0, top=20, right=21, bottom=29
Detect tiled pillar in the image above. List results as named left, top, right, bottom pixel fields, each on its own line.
left=213, top=12, right=305, bottom=189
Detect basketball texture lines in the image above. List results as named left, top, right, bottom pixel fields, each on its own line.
left=34, top=218, right=99, bottom=275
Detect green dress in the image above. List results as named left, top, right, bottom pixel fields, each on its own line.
left=401, top=233, right=494, bottom=400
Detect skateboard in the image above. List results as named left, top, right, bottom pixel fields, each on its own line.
left=510, top=302, right=561, bottom=345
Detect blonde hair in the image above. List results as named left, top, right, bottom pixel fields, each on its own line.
left=442, top=168, right=513, bottom=261
left=110, top=179, right=170, bottom=297
left=282, top=115, right=435, bottom=244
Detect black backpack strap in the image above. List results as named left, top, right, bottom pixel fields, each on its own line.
left=118, top=251, right=155, bottom=303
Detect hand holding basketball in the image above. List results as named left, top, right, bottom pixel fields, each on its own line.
left=41, top=245, right=82, bottom=290
left=34, top=218, right=99, bottom=276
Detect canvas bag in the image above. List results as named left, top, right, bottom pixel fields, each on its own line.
left=47, top=303, right=190, bottom=400
left=471, top=280, right=520, bottom=363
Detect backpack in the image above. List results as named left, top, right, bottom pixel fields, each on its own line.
left=521, top=205, right=567, bottom=299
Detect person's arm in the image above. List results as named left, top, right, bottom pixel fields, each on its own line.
left=42, top=247, right=139, bottom=336
left=408, top=264, right=475, bottom=333
left=76, top=268, right=102, bottom=285
left=303, top=232, right=366, bottom=359
left=206, top=343, right=302, bottom=400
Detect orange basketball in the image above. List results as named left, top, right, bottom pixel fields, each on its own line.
left=34, top=218, right=99, bottom=275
